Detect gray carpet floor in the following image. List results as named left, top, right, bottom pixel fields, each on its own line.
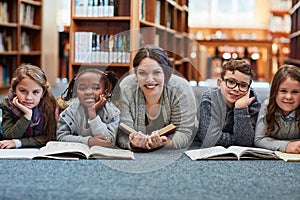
left=0, top=152, right=299, bottom=200
left=0, top=82, right=299, bottom=200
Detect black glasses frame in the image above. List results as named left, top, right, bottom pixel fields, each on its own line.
left=222, top=78, right=250, bottom=92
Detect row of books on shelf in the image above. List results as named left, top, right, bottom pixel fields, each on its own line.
left=0, top=1, right=8, bottom=23
left=0, top=63, right=10, bottom=86
left=0, top=31, right=12, bottom=52
left=20, top=3, right=35, bottom=25
left=74, top=32, right=130, bottom=63
left=270, top=0, right=292, bottom=10
left=270, top=15, right=291, bottom=33
left=75, top=0, right=115, bottom=17
left=21, top=31, right=32, bottom=52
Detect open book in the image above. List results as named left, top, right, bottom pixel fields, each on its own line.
left=275, top=151, right=300, bottom=162
left=185, top=146, right=278, bottom=160
left=119, top=122, right=176, bottom=136
left=0, top=141, right=134, bottom=160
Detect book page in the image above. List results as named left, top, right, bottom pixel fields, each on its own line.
left=89, top=146, right=134, bottom=160
left=275, top=151, right=300, bottom=162
left=39, top=141, right=90, bottom=159
left=227, top=146, right=276, bottom=160
left=185, top=146, right=237, bottom=160
left=0, top=148, right=40, bottom=159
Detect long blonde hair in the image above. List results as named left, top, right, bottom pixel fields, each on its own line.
left=9, top=64, right=57, bottom=144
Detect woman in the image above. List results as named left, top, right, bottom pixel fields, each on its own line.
left=115, top=45, right=197, bottom=151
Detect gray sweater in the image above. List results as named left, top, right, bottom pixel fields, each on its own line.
left=115, top=74, right=197, bottom=150
left=254, top=99, right=300, bottom=152
left=196, top=88, right=261, bottom=148
left=56, top=98, right=120, bottom=145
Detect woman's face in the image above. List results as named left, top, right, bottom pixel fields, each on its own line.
left=276, top=77, right=300, bottom=117
left=218, top=70, right=251, bottom=108
left=76, top=72, right=104, bottom=108
left=136, top=58, right=165, bottom=99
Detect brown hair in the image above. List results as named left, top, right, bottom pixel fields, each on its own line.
left=133, top=45, right=174, bottom=83
left=220, top=59, right=254, bottom=83
left=9, top=64, right=57, bottom=144
left=266, top=65, right=300, bottom=135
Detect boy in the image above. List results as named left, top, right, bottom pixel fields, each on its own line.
left=196, top=59, right=261, bottom=148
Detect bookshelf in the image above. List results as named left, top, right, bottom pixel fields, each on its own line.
left=286, top=0, right=300, bottom=67
left=69, top=0, right=193, bottom=81
left=0, top=0, right=42, bottom=93
left=269, top=0, right=292, bottom=71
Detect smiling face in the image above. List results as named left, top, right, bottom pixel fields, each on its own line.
left=276, top=77, right=300, bottom=117
left=15, top=77, right=44, bottom=109
left=218, top=70, right=251, bottom=108
left=76, top=72, right=105, bottom=108
left=136, top=58, right=165, bottom=99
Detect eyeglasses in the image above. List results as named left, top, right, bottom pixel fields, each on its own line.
left=222, top=78, right=250, bottom=92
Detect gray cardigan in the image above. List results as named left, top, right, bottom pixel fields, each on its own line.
left=56, top=98, right=120, bottom=145
left=115, top=74, right=197, bottom=150
left=254, top=99, right=300, bottom=152
left=197, top=88, right=261, bottom=148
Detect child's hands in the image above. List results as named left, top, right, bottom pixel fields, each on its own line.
left=13, top=97, right=32, bottom=120
left=0, top=140, right=16, bottom=149
left=146, top=131, right=168, bottom=149
left=94, top=94, right=107, bottom=111
left=87, top=94, right=107, bottom=120
left=285, top=141, right=300, bottom=154
left=129, top=131, right=149, bottom=149
left=235, top=89, right=255, bottom=108
left=88, top=135, right=113, bottom=147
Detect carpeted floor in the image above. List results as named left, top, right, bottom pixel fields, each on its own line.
left=1, top=81, right=298, bottom=200
left=0, top=151, right=299, bottom=200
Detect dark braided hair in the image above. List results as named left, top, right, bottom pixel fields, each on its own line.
left=61, top=69, right=119, bottom=101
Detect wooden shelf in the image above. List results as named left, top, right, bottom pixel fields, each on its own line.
left=20, top=24, right=42, bottom=30
left=290, top=30, right=300, bottom=39
left=270, top=9, right=290, bottom=16
left=69, top=0, right=191, bottom=80
left=72, top=16, right=131, bottom=21
left=21, top=0, right=42, bottom=6
left=289, top=0, right=300, bottom=67
left=0, top=0, right=42, bottom=90
left=0, top=22, right=18, bottom=28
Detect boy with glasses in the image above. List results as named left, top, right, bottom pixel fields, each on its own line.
left=196, top=60, right=261, bottom=148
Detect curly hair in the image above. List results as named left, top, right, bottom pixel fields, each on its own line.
left=220, top=59, right=255, bottom=82
left=61, top=68, right=119, bottom=101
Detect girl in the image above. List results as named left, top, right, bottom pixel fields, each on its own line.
left=56, top=69, right=120, bottom=147
left=115, top=45, right=197, bottom=151
left=196, top=59, right=261, bottom=148
left=0, top=64, right=57, bottom=148
left=255, top=65, right=300, bottom=153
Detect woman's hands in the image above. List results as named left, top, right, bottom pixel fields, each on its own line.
left=13, top=97, right=32, bottom=120
left=0, top=140, right=16, bottom=149
left=129, top=131, right=168, bottom=150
